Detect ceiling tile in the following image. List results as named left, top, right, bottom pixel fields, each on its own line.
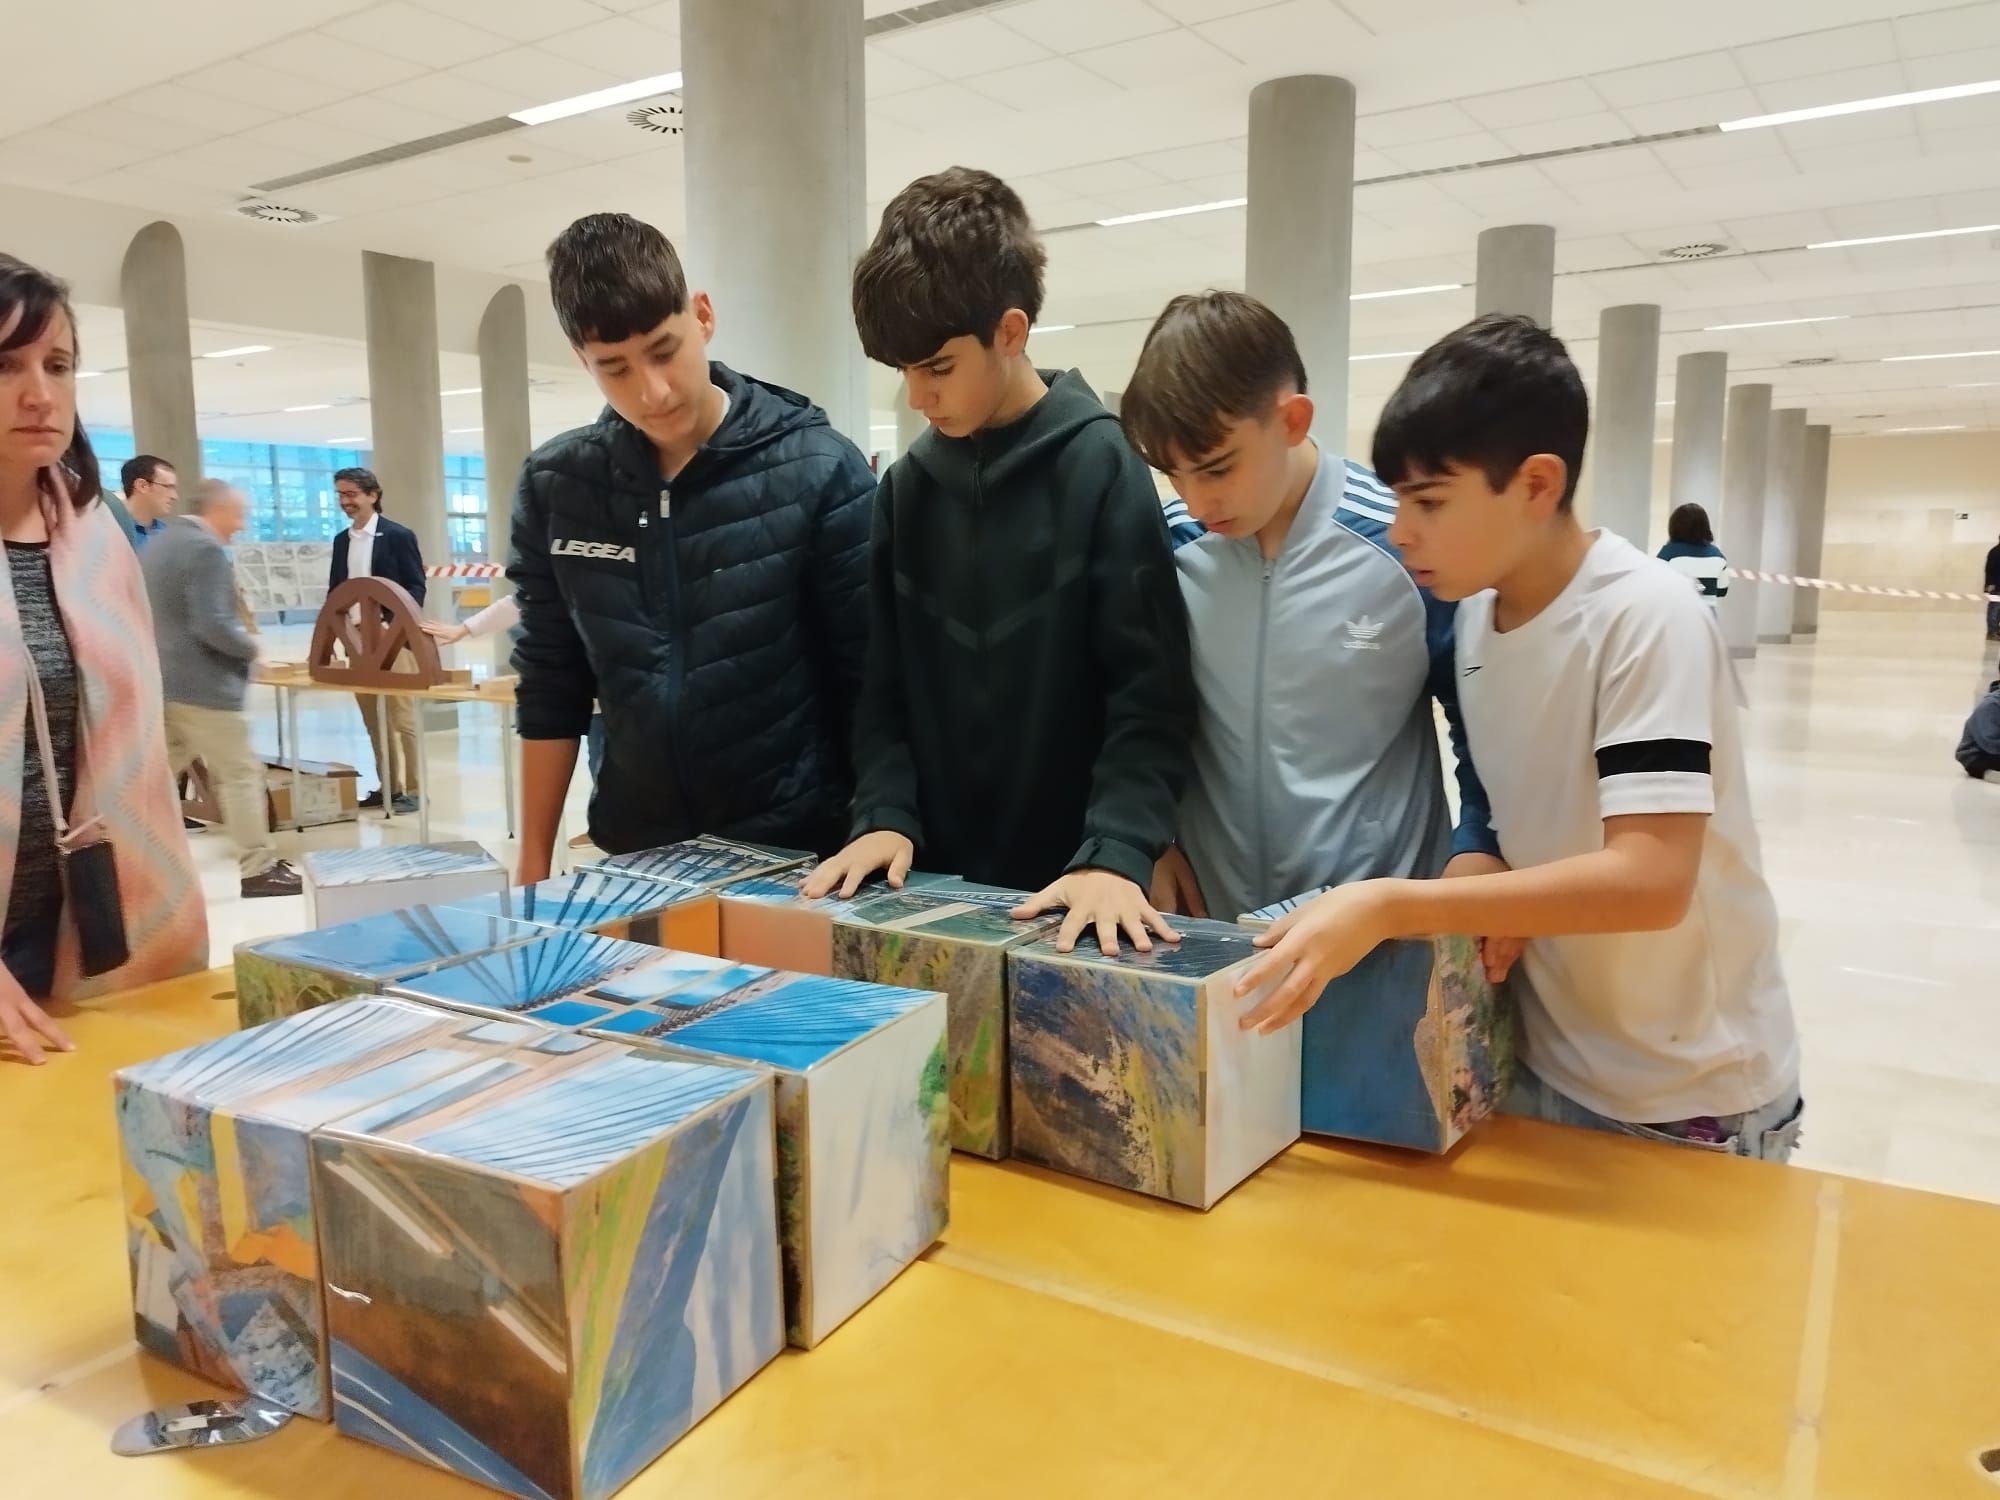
left=121, top=83, right=280, bottom=135
left=1351, top=147, right=1401, bottom=179
left=1194, top=0, right=1371, bottom=66
left=1381, top=130, right=1509, bottom=173
left=867, top=81, right=1021, bottom=129
left=626, top=1, right=680, bottom=31
left=866, top=50, right=942, bottom=98
left=1902, top=43, right=2000, bottom=90
left=966, top=57, right=1116, bottom=110
left=415, top=0, right=616, bottom=43
left=147, top=136, right=321, bottom=192
left=1073, top=29, right=1239, bottom=87
left=1896, top=4, right=2000, bottom=58
left=176, top=58, right=353, bottom=115
left=295, top=96, right=463, bottom=149
left=371, top=70, right=523, bottom=125
left=873, top=16, right=1053, bottom=79
left=1458, top=79, right=1608, bottom=131
left=0, top=129, right=157, bottom=185
left=1340, top=0, right=1514, bottom=34
left=1753, top=63, right=1910, bottom=115
left=322, top=2, right=515, bottom=69
left=1146, top=0, right=1274, bottom=22
left=1358, top=100, right=1482, bottom=148
left=534, top=15, right=678, bottom=73
left=1736, top=21, right=1897, bottom=84
left=243, top=30, right=432, bottom=91
left=1617, top=88, right=1765, bottom=134
left=454, top=45, right=626, bottom=102
left=1493, top=111, right=1631, bottom=156
left=1040, top=157, right=1172, bottom=197
left=239, top=116, right=404, bottom=165
left=1128, top=140, right=1246, bottom=181
left=1719, top=209, right=1838, bottom=249
left=1592, top=51, right=1744, bottom=108
left=995, top=0, right=1176, bottom=51
left=71, top=168, right=243, bottom=217
left=52, top=104, right=220, bottom=155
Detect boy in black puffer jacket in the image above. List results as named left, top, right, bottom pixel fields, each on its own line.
left=508, top=213, right=875, bottom=882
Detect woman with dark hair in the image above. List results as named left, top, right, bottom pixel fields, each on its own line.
left=0, top=254, right=206, bottom=1063
left=1657, top=502, right=1730, bottom=607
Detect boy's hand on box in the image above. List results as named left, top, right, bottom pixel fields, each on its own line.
left=1235, top=882, right=1393, bottom=1034
left=803, top=831, right=914, bottom=900
left=1149, top=846, right=1208, bottom=920
left=1014, top=870, right=1179, bottom=958
left=1441, top=851, right=1525, bottom=985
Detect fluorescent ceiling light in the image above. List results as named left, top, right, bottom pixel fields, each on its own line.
left=440, top=386, right=481, bottom=396
left=201, top=344, right=271, bottom=359
left=1657, top=400, right=1674, bottom=407
left=1719, top=78, right=2000, bottom=133
left=1882, top=349, right=2000, bottom=363
left=1096, top=197, right=1246, bottom=227
left=1032, top=324, right=1075, bottom=334
left=510, top=70, right=684, bottom=126
left=1883, top=424, right=1965, bottom=433
left=326, top=435, right=368, bottom=444
left=283, top=403, right=331, bottom=413
left=1350, top=283, right=1462, bottom=302
left=1952, top=381, right=2000, bottom=389
left=1350, top=350, right=1421, bottom=363
left=449, top=427, right=482, bottom=434
left=1808, top=223, right=1999, bottom=250
left=76, top=370, right=103, bottom=380
left=1702, top=314, right=1848, bottom=332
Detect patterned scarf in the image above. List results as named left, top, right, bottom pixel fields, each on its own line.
left=0, top=472, right=207, bottom=999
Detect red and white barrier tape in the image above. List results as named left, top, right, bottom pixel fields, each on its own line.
left=1729, top=568, right=1998, bottom=604
left=425, top=563, right=506, bottom=578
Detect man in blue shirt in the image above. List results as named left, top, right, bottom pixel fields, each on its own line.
left=106, top=454, right=176, bottom=550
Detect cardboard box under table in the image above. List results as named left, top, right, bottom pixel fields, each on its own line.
left=231, top=906, right=552, bottom=1028
left=313, top=1028, right=783, bottom=1500
left=1239, top=890, right=1516, bottom=1153
left=829, top=890, right=1059, bottom=1160
left=587, top=971, right=950, bottom=1350
left=445, top=868, right=720, bottom=953
left=111, top=997, right=552, bottom=1419
left=302, top=841, right=508, bottom=927
left=387, top=931, right=669, bottom=1028
left=1007, top=918, right=1303, bottom=1210
left=598, top=835, right=813, bottom=890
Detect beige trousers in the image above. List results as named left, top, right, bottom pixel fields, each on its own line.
left=163, top=702, right=277, bottom=877
left=354, top=649, right=422, bottom=798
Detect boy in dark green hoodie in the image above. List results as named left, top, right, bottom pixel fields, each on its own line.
left=804, top=167, right=1195, bottom=957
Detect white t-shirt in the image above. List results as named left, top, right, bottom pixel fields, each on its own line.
left=1454, top=530, right=1797, bottom=1122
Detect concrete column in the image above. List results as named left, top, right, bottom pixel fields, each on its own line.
left=1718, top=384, right=1772, bottom=660
left=1474, top=224, right=1556, bottom=327
left=119, top=222, right=202, bottom=486
left=1247, top=75, right=1356, bottom=442
left=477, top=284, right=532, bottom=588
left=361, top=251, right=448, bottom=596
left=1758, top=408, right=1807, bottom=645
left=682, top=0, right=867, bottom=446
left=1795, top=423, right=1832, bottom=636
left=1592, top=303, right=1661, bottom=546
left=1668, top=351, right=1728, bottom=532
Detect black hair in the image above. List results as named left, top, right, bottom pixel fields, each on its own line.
left=334, top=467, right=382, bottom=506
left=1667, top=502, right=1714, bottom=546
left=0, top=253, right=99, bottom=511
left=1371, top=313, right=1589, bottom=510
left=1123, top=291, right=1307, bottom=470
left=545, top=213, right=690, bottom=348
left=852, top=167, right=1046, bottom=368
left=121, top=454, right=172, bottom=494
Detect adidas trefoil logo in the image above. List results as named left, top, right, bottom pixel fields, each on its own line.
left=1341, top=615, right=1385, bottom=651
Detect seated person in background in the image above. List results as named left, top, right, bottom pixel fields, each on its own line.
left=1236, top=314, right=1803, bottom=1162
left=1956, top=679, right=2000, bottom=779
left=1656, top=502, right=1729, bottom=608
left=509, top=213, right=875, bottom=883
left=1122, top=290, right=1497, bottom=918
left=806, top=167, right=1195, bottom=957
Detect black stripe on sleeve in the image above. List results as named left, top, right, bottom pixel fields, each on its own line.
left=1596, top=738, right=1712, bottom=779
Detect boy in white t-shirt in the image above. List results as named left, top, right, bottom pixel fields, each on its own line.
left=1235, top=314, right=1802, bottom=1161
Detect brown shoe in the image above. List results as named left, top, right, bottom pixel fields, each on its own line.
left=241, top=860, right=304, bottom=899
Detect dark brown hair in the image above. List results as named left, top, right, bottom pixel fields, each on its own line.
left=546, top=213, right=690, bottom=348
left=852, top=167, right=1046, bottom=368
left=1122, top=291, right=1308, bottom=470
left=0, top=253, right=100, bottom=511
left=1667, top=502, right=1714, bottom=546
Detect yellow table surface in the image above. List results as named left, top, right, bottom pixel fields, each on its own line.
left=4, top=970, right=1996, bottom=1498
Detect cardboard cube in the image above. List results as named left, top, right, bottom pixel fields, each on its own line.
left=599, top=835, right=813, bottom=890
left=444, top=869, right=720, bottom=954
left=232, top=906, right=552, bottom=1028
left=830, top=891, right=1059, bottom=1160
left=113, top=997, right=548, bottom=1417
left=302, top=841, right=507, bottom=928
left=1007, top=919, right=1302, bottom=1209
left=387, top=930, right=666, bottom=1027
left=1240, top=892, right=1516, bottom=1152
left=713, top=869, right=952, bottom=973
left=314, top=1031, right=783, bottom=1500
left=594, top=974, right=949, bottom=1349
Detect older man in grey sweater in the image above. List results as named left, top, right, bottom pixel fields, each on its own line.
left=140, top=480, right=300, bottom=898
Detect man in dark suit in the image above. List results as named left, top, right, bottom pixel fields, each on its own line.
left=331, top=466, right=426, bottom=813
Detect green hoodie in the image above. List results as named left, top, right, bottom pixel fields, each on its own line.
left=850, top=369, right=1194, bottom=891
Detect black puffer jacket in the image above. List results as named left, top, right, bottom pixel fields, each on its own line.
left=509, top=363, right=875, bottom=855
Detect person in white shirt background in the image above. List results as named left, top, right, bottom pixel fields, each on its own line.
left=330, top=467, right=426, bottom=814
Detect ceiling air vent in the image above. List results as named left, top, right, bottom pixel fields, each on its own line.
left=627, top=102, right=684, bottom=136
left=237, top=202, right=318, bottom=226
left=1786, top=356, right=1836, bottom=366
left=1660, top=242, right=1727, bottom=260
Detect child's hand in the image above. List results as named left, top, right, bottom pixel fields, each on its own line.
left=803, top=831, right=914, bottom=900
left=1014, top=869, right=1179, bottom=957
left=421, top=620, right=472, bottom=646
left=1441, top=851, right=1525, bottom=984
left=1233, top=882, right=1394, bottom=1034
left=1149, top=846, right=1208, bottom=919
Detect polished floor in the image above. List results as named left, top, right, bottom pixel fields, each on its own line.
left=191, top=606, right=2000, bottom=1204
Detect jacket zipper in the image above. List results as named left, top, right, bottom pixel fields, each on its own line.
left=639, top=484, right=693, bottom=829
left=1253, top=552, right=1274, bottom=898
